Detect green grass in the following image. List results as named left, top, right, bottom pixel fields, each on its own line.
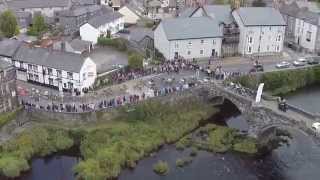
left=0, top=108, right=21, bottom=128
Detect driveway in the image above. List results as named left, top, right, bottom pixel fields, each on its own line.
left=88, top=47, right=128, bottom=74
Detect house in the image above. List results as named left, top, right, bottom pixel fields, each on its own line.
left=118, top=5, right=141, bottom=25
left=280, top=2, right=320, bottom=53
left=57, top=4, right=108, bottom=35
left=7, top=0, right=72, bottom=17
left=13, top=45, right=97, bottom=93
left=53, top=39, right=92, bottom=54
left=0, top=39, right=22, bottom=63
left=179, top=5, right=240, bottom=56
left=80, top=12, right=124, bottom=44
left=101, top=0, right=121, bottom=11
left=154, top=17, right=223, bottom=60
left=232, top=7, right=286, bottom=56
left=14, top=11, right=32, bottom=33
left=0, top=60, right=18, bottom=113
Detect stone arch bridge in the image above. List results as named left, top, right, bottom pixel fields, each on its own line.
left=196, top=82, right=319, bottom=138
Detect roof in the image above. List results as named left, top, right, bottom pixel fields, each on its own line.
left=0, top=60, right=13, bottom=71
left=87, top=12, right=123, bottom=28
left=0, top=39, right=21, bottom=58
left=160, top=17, right=223, bottom=40
left=179, top=7, right=197, bottom=18
left=235, top=7, right=286, bottom=26
left=296, top=1, right=320, bottom=13
left=7, top=0, right=70, bottom=9
left=296, top=10, right=319, bottom=26
left=203, top=5, right=233, bottom=24
left=13, top=45, right=86, bottom=72
left=69, top=39, right=91, bottom=52
left=130, top=27, right=154, bottom=42
left=60, top=4, right=101, bottom=17
left=148, top=0, right=161, bottom=7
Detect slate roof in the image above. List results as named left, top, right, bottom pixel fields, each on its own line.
left=179, top=7, right=197, bottom=18
left=0, top=39, right=21, bottom=58
left=161, top=17, right=223, bottom=40
left=87, top=11, right=123, bottom=28
left=296, top=10, right=319, bottom=26
left=235, top=7, right=286, bottom=26
left=0, top=60, right=12, bottom=71
left=203, top=5, right=233, bottom=24
left=13, top=45, right=86, bottom=72
left=279, top=2, right=300, bottom=17
left=69, top=39, right=91, bottom=52
left=7, top=0, right=70, bottom=9
left=60, top=4, right=101, bottom=17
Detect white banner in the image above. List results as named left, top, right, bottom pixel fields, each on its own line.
left=255, top=83, right=264, bottom=103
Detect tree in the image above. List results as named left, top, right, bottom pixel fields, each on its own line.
left=0, top=10, right=19, bottom=38
left=128, top=52, right=144, bottom=70
left=252, top=0, right=266, bottom=7
left=27, top=15, right=47, bottom=36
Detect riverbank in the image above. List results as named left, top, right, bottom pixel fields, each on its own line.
left=0, top=97, right=218, bottom=179
left=233, top=65, right=320, bottom=95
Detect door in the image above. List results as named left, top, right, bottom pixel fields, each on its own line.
left=174, top=52, right=178, bottom=59
left=212, top=49, right=216, bottom=57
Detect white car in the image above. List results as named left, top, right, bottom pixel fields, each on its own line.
left=312, top=122, right=320, bottom=132
left=276, top=61, right=291, bottom=69
left=293, top=58, right=307, bottom=66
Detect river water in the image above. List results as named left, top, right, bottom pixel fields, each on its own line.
left=15, top=88, right=320, bottom=180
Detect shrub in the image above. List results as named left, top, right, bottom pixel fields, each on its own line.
left=175, top=157, right=192, bottom=168
left=190, top=147, right=198, bottom=157
left=97, top=37, right=127, bottom=52
left=0, top=108, right=21, bottom=128
left=233, top=139, right=258, bottom=154
left=153, top=161, right=169, bottom=175
left=128, top=52, right=144, bottom=70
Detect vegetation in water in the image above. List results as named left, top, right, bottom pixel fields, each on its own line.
left=153, top=161, right=169, bottom=175
left=176, top=157, right=193, bottom=168
left=232, top=65, right=320, bottom=95
left=0, top=126, right=74, bottom=177
left=175, top=135, right=192, bottom=150
left=74, top=99, right=217, bottom=180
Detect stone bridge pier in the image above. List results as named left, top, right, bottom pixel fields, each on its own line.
left=197, top=83, right=316, bottom=138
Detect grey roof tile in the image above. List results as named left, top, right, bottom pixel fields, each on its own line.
left=13, top=45, right=86, bottom=72
left=161, top=17, right=223, bottom=40
left=0, top=39, right=22, bottom=58
left=7, top=0, right=70, bottom=9
left=203, top=5, right=233, bottom=24
left=87, top=11, right=123, bottom=28
left=236, top=7, right=286, bottom=26
left=69, top=39, right=91, bottom=52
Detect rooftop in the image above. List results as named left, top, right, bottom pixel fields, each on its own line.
left=87, top=11, right=123, bottom=28
left=235, top=7, right=286, bottom=26
left=0, top=60, right=12, bottom=71
left=7, top=0, right=70, bottom=9
left=69, top=39, right=91, bottom=52
left=161, top=17, right=223, bottom=40
left=0, top=39, right=21, bottom=58
left=13, top=45, right=86, bottom=72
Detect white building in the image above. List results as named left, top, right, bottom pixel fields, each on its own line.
left=232, top=7, right=286, bottom=56
left=80, top=12, right=124, bottom=44
left=154, top=17, right=223, bottom=60
left=280, top=2, right=320, bottom=53
left=12, top=45, right=97, bottom=93
left=7, top=0, right=72, bottom=17
left=118, top=6, right=141, bottom=25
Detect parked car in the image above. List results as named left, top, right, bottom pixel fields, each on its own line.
left=293, top=58, right=307, bottom=66
left=307, top=57, right=320, bottom=65
left=276, top=61, right=291, bottom=69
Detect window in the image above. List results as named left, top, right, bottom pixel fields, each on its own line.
left=67, top=72, right=73, bottom=79
left=49, top=78, right=53, bottom=85
left=174, top=42, right=178, bottom=48
left=201, top=40, right=204, bottom=44
left=187, top=51, right=191, bottom=55
left=28, top=73, right=33, bottom=80
left=306, top=31, right=311, bottom=42
left=68, top=82, right=73, bottom=89
left=28, top=64, right=32, bottom=70
left=248, top=37, right=253, bottom=43
left=213, top=40, right=215, bottom=45
left=200, top=50, right=204, bottom=55
left=248, top=46, right=252, bottom=53
left=269, top=26, right=272, bottom=31
left=33, top=65, right=37, bottom=72
left=57, top=70, right=62, bottom=77
left=34, top=75, right=39, bottom=81
left=277, top=35, right=281, bottom=42
left=276, top=45, right=280, bottom=51
left=188, top=41, right=192, bottom=46
left=83, top=73, right=86, bottom=80
left=48, top=68, right=53, bottom=75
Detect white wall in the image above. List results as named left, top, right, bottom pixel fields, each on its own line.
left=294, top=19, right=318, bottom=52
left=168, top=37, right=222, bottom=59
left=154, top=23, right=170, bottom=59
left=79, top=57, right=97, bottom=89
left=233, top=11, right=285, bottom=56
left=80, top=24, right=100, bottom=44
left=119, top=6, right=140, bottom=24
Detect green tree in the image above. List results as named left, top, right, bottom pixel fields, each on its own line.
left=128, top=52, right=144, bottom=70
left=27, top=15, right=47, bottom=36
left=0, top=10, right=19, bottom=38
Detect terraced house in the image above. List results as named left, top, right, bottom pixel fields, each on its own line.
left=0, top=61, right=18, bottom=113
left=12, top=45, right=97, bottom=94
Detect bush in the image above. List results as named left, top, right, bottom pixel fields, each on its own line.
left=153, top=161, right=169, bottom=175
left=233, top=139, right=258, bottom=154
left=128, top=52, right=144, bottom=70
left=190, top=147, right=198, bottom=157
left=175, top=157, right=192, bottom=168
left=0, top=108, right=21, bottom=128
left=97, top=37, right=127, bottom=51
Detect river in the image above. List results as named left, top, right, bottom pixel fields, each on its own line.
left=15, top=88, right=320, bottom=180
